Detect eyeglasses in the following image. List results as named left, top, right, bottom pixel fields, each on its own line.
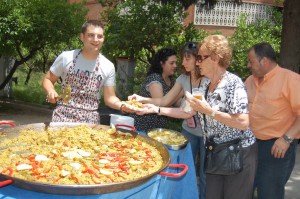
left=196, top=55, right=210, bottom=63
left=188, top=42, right=197, bottom=49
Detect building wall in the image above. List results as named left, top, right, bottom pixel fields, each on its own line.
left=69, top=0, right=105, bottom=20
left=244, top=0, right=283, bottom=6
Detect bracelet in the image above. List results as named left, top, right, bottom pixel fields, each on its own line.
left=120, top=104, right=126, bottom=113
left=280, top=137, right=290, bottom=145
left=281, top=134, right=294, bottom=144
left=210, top=109, right=217, bottom=118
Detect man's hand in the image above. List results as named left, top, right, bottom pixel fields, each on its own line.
left=271, top=138, right=290, bottom=158
left=46, top=90, right=59, bottom=104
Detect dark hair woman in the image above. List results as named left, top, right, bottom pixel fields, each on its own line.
left=133, top=48, right=177, bottom=131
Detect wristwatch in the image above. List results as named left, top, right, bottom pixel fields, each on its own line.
left=282, top=134, right=294, bottom=144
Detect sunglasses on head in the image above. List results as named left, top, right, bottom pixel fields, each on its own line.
left=188, top=42, right=197, bottom=49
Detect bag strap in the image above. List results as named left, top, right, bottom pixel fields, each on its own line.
left=190, top=77, right=201, bottom=121
left=203, top=84, right=210, bottom=138
left=189, top=76, right=201, bottom=93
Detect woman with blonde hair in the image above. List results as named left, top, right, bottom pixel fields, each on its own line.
left=187, top=35, right=257, bottom=199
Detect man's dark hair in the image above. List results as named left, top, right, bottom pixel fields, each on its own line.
left=81, top=20, right=105, bottom=34
left=249, top=42, right=277, bottom=63
left=147, top=48, right=177, bottom=75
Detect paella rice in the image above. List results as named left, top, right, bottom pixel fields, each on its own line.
left=121, top=100, right=144, bottom=112
left=147, top=129, right=187, bottom=146
left=0, top=125, right=163, bottom=185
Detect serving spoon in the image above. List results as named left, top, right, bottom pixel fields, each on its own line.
left=55, top=85, right=71, bottom=103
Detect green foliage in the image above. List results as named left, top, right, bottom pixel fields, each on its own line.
left=34, top=39, right=83, bottom=74
left=0, top=0, right=87, bottom=60
left=229, top=8, right=282, bottom=80
left=0, top=0, right=88, bottom=90
left=11, top=68, right=52, bottom=105
left=101, top=0, right=188, bottom=62
left=183, top=23, right=208, bottom=42
left=167, top=118, right=182, bottom=132
left=100, top=0, right=206, bottom=94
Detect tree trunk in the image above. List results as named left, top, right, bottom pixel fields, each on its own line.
left=24, top=67, right=33, bottom=85
left=0, top=48, right=39, bottom=90
left=0, top=61, right=19, bottom=90
left=279, top=0, right=300, bottom=73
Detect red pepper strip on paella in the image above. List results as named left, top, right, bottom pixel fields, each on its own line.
left=1, top=168, right=14, bottom=176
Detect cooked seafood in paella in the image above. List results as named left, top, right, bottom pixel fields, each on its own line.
left=0, top=125, right=163, bottom=185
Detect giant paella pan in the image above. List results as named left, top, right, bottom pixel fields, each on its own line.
left=0, top=122, right=187, bottom=195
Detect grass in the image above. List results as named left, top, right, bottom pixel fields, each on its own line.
left=167, top=118, right=183, bottom=132
left=11, top=68, right=59, bottom=107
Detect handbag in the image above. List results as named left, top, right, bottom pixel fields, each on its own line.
left=203, top=84, right=243, bottom=175
left=186, top=116, right=197, bottom=128
left=205, top=136, right=243, bottom=175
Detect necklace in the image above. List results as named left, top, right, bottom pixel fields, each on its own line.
left=209, top=72, right=226, bottom=92
left=189, top=76, right=201, bottom=92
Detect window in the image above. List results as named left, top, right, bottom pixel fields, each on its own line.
left=194, top=0, right=273, bottom=27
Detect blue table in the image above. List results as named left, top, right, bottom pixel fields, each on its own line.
left=0, top=140, right=198, bottom=199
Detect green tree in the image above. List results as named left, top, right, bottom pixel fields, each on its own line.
left=99, top=0, right=207, bottom=97
left=100, top=0, right=203, bottom=65
left=229, top=9, right=282, bottom=80
left=0, top=0, right=88, bottom=89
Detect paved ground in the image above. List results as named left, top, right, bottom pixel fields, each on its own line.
left=0, top=100, right=53, bottom=125
left=0, top=99, right=300, bottom=199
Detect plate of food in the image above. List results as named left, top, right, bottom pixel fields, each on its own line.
left=147, top=128, right=189, bottom=150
